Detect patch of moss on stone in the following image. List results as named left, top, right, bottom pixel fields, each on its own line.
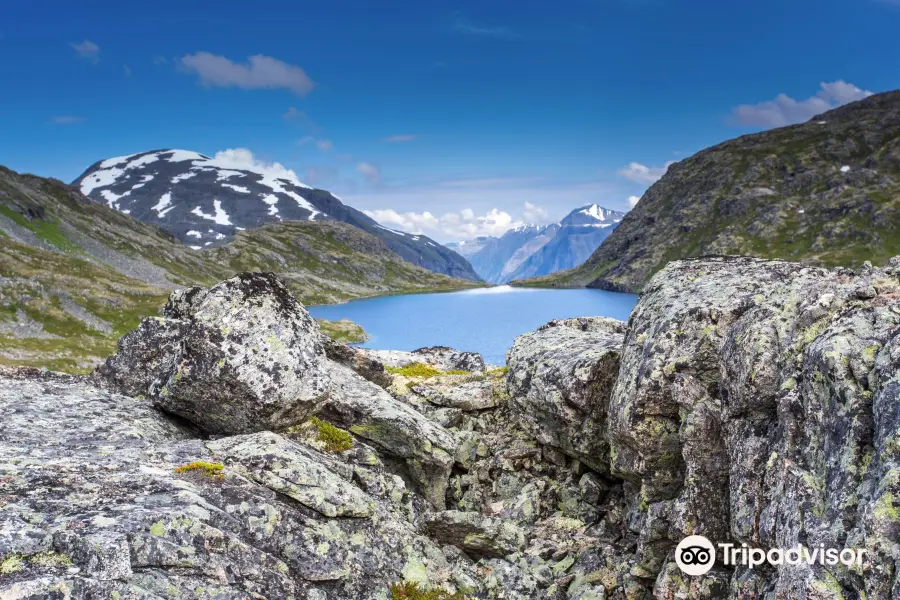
left=310, top=416, right=354, bottom=453
left=388, top=581, right=468, bottom=600
left=174, top=461, right=225, bottom=481
left=386, top=362, right=443, bottom=378
left=0, top=554, right=24, bottom=574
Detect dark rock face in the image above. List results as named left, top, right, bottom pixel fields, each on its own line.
left=95, top=272, right=331, bottom=434
left=72, top=149, right=481, bottom=281
left=532, top=90, right=900, bottom=292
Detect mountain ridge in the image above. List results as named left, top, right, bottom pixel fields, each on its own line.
left=72, top=149, right=481, bottom=281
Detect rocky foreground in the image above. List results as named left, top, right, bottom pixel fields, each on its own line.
left=2, top=260, right=900, bottom=599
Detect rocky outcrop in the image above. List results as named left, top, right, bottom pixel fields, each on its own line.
left=7, top=257, right=900, bottom=599
left=0, top=368, right=468, bottom=599
left=507, top=316, right=625, bottom=472
left=606, top=256, right=900, bottom=599
left=95, top=272, right=331, bottom=434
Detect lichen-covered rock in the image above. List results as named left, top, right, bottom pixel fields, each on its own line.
left=412, top=346, right=487, bottom=373
left=95, top=272, right=331, bottom=434
left=425, top=511, right=524, bottom=559
left=0, top=368, right=472, bottom=599
left=361, top=346, right=486, bottom=373
left=506, top=319, right=624, bottom=472
left=321, top=361, right=457, bottom=509
left=610, top=256, right=900, bottom=599
left=207, top=431, right=375, bottom=518
left=320, top=334, right=393, bottom=388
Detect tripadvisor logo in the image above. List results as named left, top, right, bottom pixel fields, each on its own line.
left=675, top=535, right=867, bottom=576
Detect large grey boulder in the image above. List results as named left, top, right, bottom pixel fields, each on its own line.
left=611, top=256, right=900, bottom=599
left=321, top=361, right=457, bottom=509
left=95, top=272, right=331, bottom=434
left=506, top=316, right=625, bottom=472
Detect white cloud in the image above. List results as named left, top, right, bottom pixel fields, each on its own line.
left=731, top=80, right=873, bottom=128
left=384, top=134, right=418, bottom=143
left=628, top=195, right=641, bottom=209
left=49, top=116, right=85, bottom=125
left=71, top=39, right=100, bottom=63
left=523, top=201, right=550, bottom=224
left=365, top=207, right=526, bottom=240
left=618, top=161, right=675, bottom=185
left=180, top=53, right=315, bottom=96
left=207, top=148, right=306, bottom=187
left=356, top=162, right=381, bottom=183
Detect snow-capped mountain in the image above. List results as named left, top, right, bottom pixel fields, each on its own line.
left=446, top=204, right=624, bottom=283
left=73, top=149, right=480, bottom=281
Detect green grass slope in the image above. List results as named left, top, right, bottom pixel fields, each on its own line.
left=517, top=90, right=900, bottom=293
left=0, top=166, right=477, bottom=372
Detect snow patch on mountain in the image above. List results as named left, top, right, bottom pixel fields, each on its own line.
left=191, top=200, right=232, bottom=226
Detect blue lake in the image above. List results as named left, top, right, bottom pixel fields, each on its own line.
left=308, top=286, right=639, bottom=365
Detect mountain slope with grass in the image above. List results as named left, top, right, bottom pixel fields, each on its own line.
left=518, top=90, right=900, bottom=292
left=0, top=166, right=477, bottom=372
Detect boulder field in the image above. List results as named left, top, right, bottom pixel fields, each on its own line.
left=1, top=259, right=899, bottom=599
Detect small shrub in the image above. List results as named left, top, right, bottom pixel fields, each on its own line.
left=444, top=369, right=471, bottom=376
left=388, top=581, right=468, bottom=600
left=310, top=417, right=354, bottom=453
left=174, top=461, right=225, bottom=481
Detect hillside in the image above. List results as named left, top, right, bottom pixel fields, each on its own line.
left=0, top=166, right=477, bottom=372
left=72, top=149, right=481, bottom=281
left=520, top=90, right=900, bottom=292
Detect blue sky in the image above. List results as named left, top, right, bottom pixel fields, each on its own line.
left=2, top=0, right=899, bottom=241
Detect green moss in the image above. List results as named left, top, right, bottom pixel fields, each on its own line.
left=310, top=416, right=354, bottom=453
left=386, top=362, right=443, bottom=378
left=874, top=493, right=899, bottom=520
left=0, top=554, right=24, bottom=574
left=388, top=581, right=468, bottom=600
left=385, top=362, right=471, bottom=378
left=174, top=461, right=225, bottom=481
left=317, top=318, right=369, bottom=344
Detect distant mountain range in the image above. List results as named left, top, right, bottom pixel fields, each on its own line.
left=72, top=150, right=480, bottom=281
left=447, top=204, right=624, bottom=283
left=522, top=90, right=900, bottom=293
